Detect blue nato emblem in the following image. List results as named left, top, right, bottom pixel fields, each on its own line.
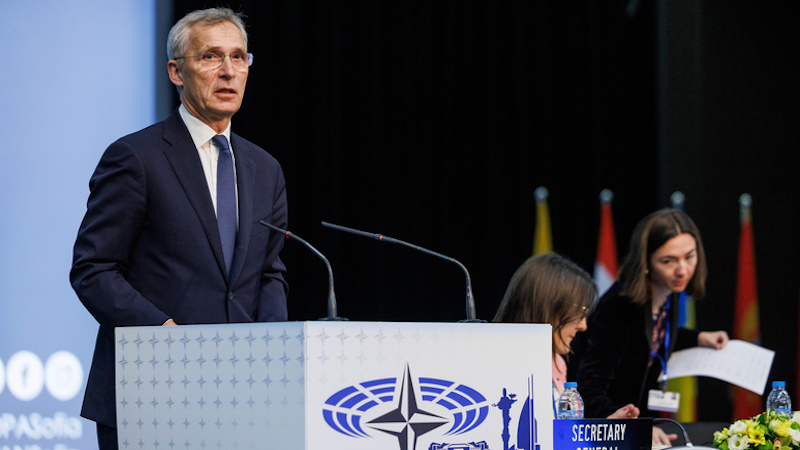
left=322, top=364, right=540, bottom=450
left=322, top=364, right=487, bottom=450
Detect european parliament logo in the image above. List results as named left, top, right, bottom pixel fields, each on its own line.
left=322, top=364, right=541, bottom=450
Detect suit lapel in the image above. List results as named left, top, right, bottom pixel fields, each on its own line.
left=161, top=111, right=228, bottom=279
left=228, top=134, right=254, bottom=285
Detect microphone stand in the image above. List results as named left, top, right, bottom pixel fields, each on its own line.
left=652, top=417, right=715, bottom=449
left=260, top=221, right=347, bottom=321
left=321, top=221, right=485, bottom=323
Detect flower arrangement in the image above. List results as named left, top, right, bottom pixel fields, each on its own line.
left=713, top=410, right=800, bottom=450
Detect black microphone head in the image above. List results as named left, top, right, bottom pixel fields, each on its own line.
left=259, top=220, right=286, bottom=235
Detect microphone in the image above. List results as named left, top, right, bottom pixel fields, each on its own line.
left=260, top=221, right=347, bottom=321
left=652, top=417, right=715, bottom=449
left=320, top=221, right=485, bottom=323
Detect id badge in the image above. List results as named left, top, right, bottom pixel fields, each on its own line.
left=648, top=389, right=680, bottom=412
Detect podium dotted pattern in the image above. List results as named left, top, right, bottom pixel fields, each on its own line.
left=116, top=325, right=305, bottom=449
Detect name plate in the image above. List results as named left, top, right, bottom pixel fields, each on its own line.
left=553, top=418, right=653, bottom=450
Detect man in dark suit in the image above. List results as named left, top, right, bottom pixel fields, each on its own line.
left=70, top=8, right=288, bottom=449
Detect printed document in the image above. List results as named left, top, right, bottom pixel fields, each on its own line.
left=666, top=339, right=774, bottom=395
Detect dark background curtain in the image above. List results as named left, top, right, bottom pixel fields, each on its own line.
left=658, top=2, right=800, bottom=420
left=167, top=0, right=799, bottom=422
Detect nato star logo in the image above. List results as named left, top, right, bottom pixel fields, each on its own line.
left=367, top=365, right=449, bottom=450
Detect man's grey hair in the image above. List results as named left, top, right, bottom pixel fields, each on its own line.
left=167, top=7, right=248, bottom=61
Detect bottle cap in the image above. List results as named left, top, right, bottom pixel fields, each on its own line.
left=773, top=381, right=786, bottom=388
left=564, top=381, right=577, bottom=388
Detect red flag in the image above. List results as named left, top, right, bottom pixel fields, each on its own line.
left=593, top=190, right=618, bottom=297
left=731, top=193, right=762, bottom=420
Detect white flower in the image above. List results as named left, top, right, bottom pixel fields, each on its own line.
left=728, top=434, right=749, bottom=450
left=789, top=428, right=800, bottom=445
left=727, top=434, right=749, bottom=450
left=730, top=420, right=747, bottom=435
left=793, top=411, right=800, bottom=424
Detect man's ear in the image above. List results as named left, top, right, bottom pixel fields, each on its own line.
left=168, top=60, right=184, bottom=87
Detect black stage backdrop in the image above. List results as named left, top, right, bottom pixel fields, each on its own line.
left=165, top=0, right=799, bottom=422
left=659, top=2, right=800, bottom=421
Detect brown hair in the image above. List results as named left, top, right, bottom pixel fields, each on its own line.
left=617, top=208, right=707, bottom=305
left=493, top=253, right=596, bottom=358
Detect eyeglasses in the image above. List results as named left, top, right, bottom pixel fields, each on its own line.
left=174, top=51, right=253, bottom=72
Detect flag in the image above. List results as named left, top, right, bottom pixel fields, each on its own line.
left=731, top=193, right=762, bottom=420
left=533, top=187, right=552, bottom=254
left=670, top=192, right=695, bottom=328
left=669, top=285, right=698, bottom=421
left=666, top=191, right=698, bottom=422
left=593, top=189, right=618, bottom=297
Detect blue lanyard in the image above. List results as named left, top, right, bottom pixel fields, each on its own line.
left=649, top=295, right=671, bottom=391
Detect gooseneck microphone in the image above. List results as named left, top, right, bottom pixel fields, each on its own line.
left=320, top=221, right=484, bottom=323
left=260, top=221, right=347, bottom=321
left=652, top=417, right=715, bottom=449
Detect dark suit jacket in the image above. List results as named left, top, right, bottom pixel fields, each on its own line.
left=569, top=282, right=698, bottom=418
left=70, top=109, right=288, bottom=427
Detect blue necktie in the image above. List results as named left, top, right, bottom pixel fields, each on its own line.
left=212, top=134, right=236, bottom=276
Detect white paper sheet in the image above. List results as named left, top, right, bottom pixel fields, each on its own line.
left=666, top=339, right=775, bottom=395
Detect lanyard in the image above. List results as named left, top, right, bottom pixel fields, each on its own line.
left=649, top=295, right=671, bottom=391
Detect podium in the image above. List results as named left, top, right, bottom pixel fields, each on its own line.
left=115, top=321, right=553, bottom=450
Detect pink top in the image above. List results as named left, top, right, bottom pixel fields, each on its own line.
left=552, top=353, right=568, bottom=398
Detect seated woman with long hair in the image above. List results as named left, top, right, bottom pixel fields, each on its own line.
left=492, top=252, right=639, bottom=420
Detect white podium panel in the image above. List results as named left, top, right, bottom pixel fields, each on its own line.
left=116, top=321, right=552, bottom=450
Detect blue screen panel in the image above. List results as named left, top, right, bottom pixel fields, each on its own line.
left=0, top=2, right=157, bottom=449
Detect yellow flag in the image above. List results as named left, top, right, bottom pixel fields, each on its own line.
left=533, top=187, right=553, bottom=254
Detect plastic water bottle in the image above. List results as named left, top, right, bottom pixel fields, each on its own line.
left=557, top=382, right=585, bottom=419
left=766, top=381, right=792, bottom=415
